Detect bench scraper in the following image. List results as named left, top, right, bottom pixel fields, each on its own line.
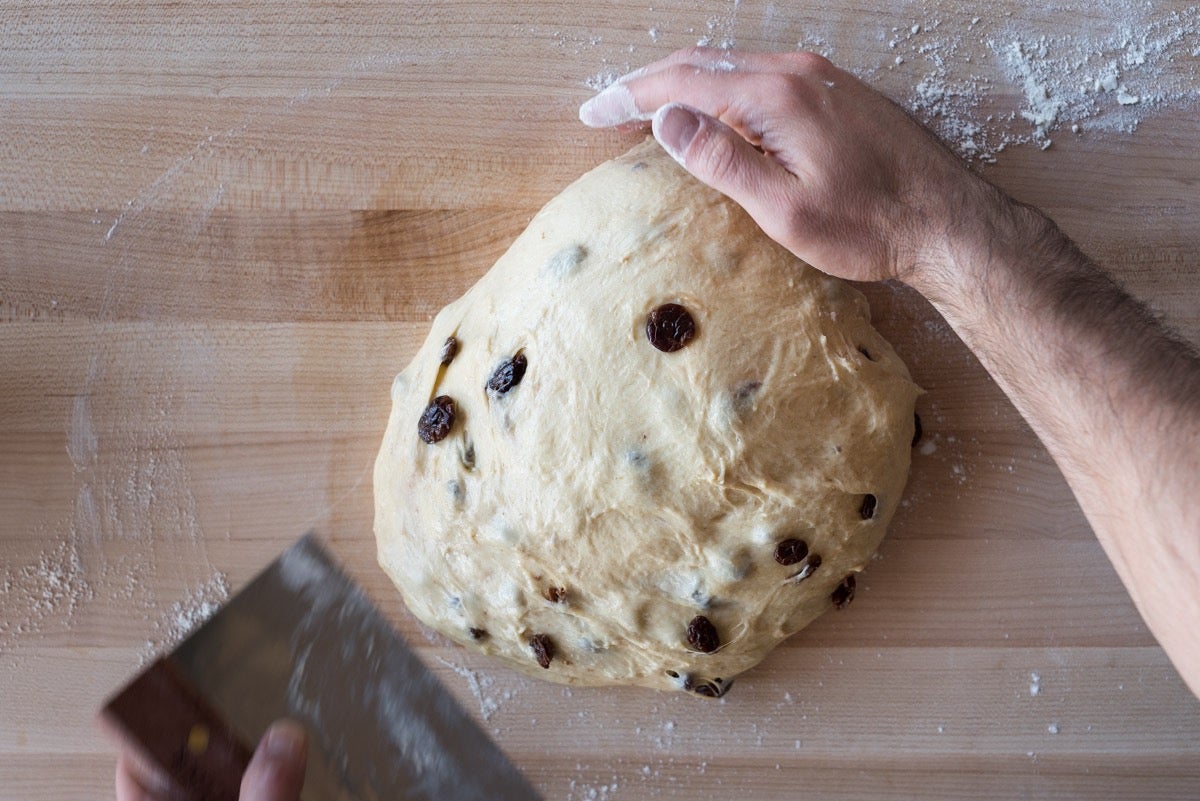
left=99, top=533, right=542, bottom=801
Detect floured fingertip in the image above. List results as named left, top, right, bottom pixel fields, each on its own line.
left=579, top=83, right=654, bottom=128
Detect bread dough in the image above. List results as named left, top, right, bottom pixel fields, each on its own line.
left=374, top=139, right=919, bottom=696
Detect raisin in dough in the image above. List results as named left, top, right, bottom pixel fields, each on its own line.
left=374, top=139, right=920, bottom=696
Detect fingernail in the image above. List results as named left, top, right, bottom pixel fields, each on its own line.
left=579, top=83, right=648, bottom=128
left=262, top=720, right=306, bottom=761
left=652, top=104, right=700, bottom=162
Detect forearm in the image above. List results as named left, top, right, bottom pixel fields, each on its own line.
left=911, top=183, right=1200, bottom=695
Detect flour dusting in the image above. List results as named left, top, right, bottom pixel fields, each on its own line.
left=576, top=2, right=1199, bottom=164
left=884, top=5, right=1200, bottom=159
left=141, top=571, right=231, bottom=661
left=0, top=535, right=92, bottom=654
left=696, top=0, right=742, bottom=50
left=566, top=775, right=622, bottom=801
left=434, top=655, right=520, bottom=722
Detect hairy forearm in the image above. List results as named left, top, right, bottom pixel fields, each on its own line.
left=912, top=183, right=1200, bottom=696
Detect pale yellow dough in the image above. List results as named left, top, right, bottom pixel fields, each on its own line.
left=374, top=139, right=919, bottom=696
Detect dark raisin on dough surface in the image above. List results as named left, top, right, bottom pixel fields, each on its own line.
left=544, top=586, right=567, bottom=604
left=487, top=353, right=528, bottom=394
left=417, top=396, right=456, bottom=444
left=469, top=627, right=487, bottom=640
left=831, top=575, right=857, bottom=609
left=439, top=336, right=459, bottom=366
left=774, top=538, right=809, bottom=566
left=646, top=303, right=697, bottom=352
left=686, top=615, right=720, bottom=653
left=530, top=633, right=555, bottom=669
left=860, top=493, right=877, bottom=520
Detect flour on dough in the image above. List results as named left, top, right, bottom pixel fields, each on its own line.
left=374, top=139, right=919, bottom=696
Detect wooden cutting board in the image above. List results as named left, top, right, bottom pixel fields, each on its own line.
left=2, top=2, right=1198, bottom=799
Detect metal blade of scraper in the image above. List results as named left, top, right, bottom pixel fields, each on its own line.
left=105, top=533, right=542, bottom=801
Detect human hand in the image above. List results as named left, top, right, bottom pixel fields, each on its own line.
left=115, top=719, right=307, bottom=801
left=579, top=47, right=1005, bottom=288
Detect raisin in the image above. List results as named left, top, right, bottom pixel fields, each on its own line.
left=544, top=586, right=567, bottom=604
left=417, top=396, right=456, bottom=444
left=683, top=674, right=729, bottom=698
left=857, top=345, right=874, bottom=361
left=530, top=633, right=554, bottom=669
left=831, top=575, right=856, bottom=609
left=439, top=336, right=459, bottom=366
left=645, top=303, right=696, bottom=353
left=774, top=538, right=809, bottom=566
left=469, top=627, right=487, bottom=640
left=686, top=615, right=720, bottom=653
left=487, top=353, right=527, bottom=395
left=860, top=494, right=877, bottom=520
left=912, top=412, right=923, bottom=447
left=665, top=670, right=680, bottom=679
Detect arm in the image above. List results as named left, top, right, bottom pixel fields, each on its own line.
left=580, top=47, right=1200, bottom=697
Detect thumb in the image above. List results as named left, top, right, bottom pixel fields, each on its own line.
left=651, top=103, right=796, bottom=244
left=239, top=720, right=307, bottom=801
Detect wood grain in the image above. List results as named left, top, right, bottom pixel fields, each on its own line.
left=2, top=2, right=1199, bottom=800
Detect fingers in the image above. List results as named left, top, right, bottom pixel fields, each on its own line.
left=581, top=64, right=752, bottom=131
left=115, top=755, right=157, bottom=801
left=116, top=721, right=308, bottom=801
left=651, top=103, right=798, bottom=246
left=579, top=82, right=654, bottom=127
left=579, top=47, right=833, bottom=132
left=579, top=47, right=860, bottom=264
left=239, top=720, right=308, bottom=801
left=576, top=52, right=718, bottom=128
left=617, top=46, right=831, bottom=87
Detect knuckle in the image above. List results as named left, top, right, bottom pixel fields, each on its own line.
left=680, top=45, right=742, bottom=73
left=662, top=63, right=699, bottom=84
left=760, top=71, right=806, bottom=101
left=657, top=47, right=709, bottom=74
left=682, top=45, right=718, bottom=62
left=791, top=50, right=834, bottom=74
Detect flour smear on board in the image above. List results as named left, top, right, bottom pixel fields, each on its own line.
left=899, top=3, right=1200, bottom=159
left=579, top=1, right=1200, bottom=163
left=0, top=351, right=229, bottom=663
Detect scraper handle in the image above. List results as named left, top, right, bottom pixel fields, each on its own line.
left=99, top=656, right=253, bottom=801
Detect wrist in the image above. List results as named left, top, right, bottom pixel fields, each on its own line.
left=903, top=179, right=1060, bottom=313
